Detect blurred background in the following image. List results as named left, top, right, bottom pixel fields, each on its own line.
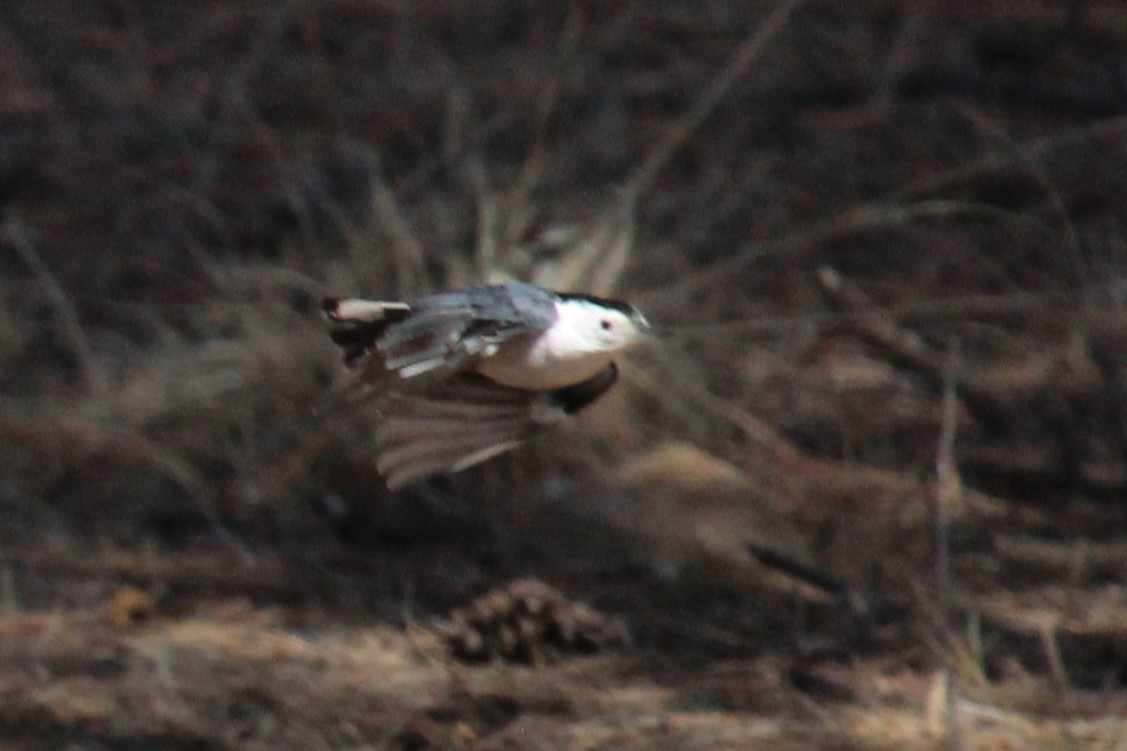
left=1, top=1, right=1126, bottom=748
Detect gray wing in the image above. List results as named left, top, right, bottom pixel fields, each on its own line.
left=322, top=284, right=559, bottom=411
left=377, top=284, right=558, bottom=380
left=375, top=365, right=618, bottom=490
left=325, top=284, right=559, bottom=384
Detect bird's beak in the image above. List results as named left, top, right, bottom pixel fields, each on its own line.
left=634, top=314, right=665, bottom=341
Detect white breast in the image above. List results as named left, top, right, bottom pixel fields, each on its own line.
left=475, top=302, right=616, bottom=390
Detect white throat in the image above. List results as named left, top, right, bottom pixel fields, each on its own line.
left=475, top=301, right=625, bottom=390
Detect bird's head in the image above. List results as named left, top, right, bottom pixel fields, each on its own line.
left=555, top=293, right=653, bottom=354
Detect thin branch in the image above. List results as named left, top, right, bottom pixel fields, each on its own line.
left=501, top=2, right=585, bottom=255
left=3, top=217, right=109, bottom=397
left=367, top=152, right=429, bottom=295
left=935, top=339, right=963, bottom=751
left=816, top=265, right=1022, bottom=430
left=546, top=1, right=805, bottom=294
left=658, top=288, right=1074, bottom=342
left=625, top=354, right=801, bottom=466
left=641, top=199, right=1019, bottom=303
left=956, top=104, right=1084, bottom=287
left=625, top=0, right=806, bottom=203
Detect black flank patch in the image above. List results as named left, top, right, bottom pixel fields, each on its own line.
left=550, top=363, right=619, bottom=414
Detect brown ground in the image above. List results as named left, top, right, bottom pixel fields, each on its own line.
left=1, top=1, right=1126, bottom=749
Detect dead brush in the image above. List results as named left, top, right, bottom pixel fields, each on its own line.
left=0, top=252, right=348, bottom=541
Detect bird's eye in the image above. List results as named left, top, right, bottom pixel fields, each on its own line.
left=600, top=319, right=613, bottom=331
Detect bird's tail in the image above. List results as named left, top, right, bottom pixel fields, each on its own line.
left=321, top=297, right=412, bottom=367
left=318, top=297, right=414, bottom=416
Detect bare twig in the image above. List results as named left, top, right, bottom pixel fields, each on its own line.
left=464, top=148, right=501, bottom=283
left=368, top=153, right=429, bottom=295
left=1040, top=620, right=1071, bottom=691
left=625, top=353, right=801, bottom=466
left=3, top=217, right=109, bottom=398
left=896, top=114, right=1127, bottom=202
left=624, top=0, right=806, bottom=203
left=0, top=409, right=254, bottom=562
left=642, top=199, right=1015, bottom=303
left=957, top=105, right=1084, bottom=287
left=935, top=339, right=963, bottom=751
left=818, top=265, right=941, bottom=374
left=544, top=1, right=805, bottom=294
left=659, top=287, right=1074, bottom=342
left=442, top=88, right=500, bottom=285
left=816, top=265, right=1021, bottom=430
left=500, top=3, right=585, bottom=259
left=994, top=535, right=1127, bottom=580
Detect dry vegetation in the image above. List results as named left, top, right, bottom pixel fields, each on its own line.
left=1, top=1, right=1127, bottom=748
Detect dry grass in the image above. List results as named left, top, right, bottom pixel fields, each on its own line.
left=2, top=0, right=1127, bottom=748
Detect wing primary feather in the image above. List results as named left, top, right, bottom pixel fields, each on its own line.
left=377, top=414, right=529, bottom=446
left=369, top=365, right=622, bottom=488
left=377, top=432, right=525, bottom=473
left=385, top=440, right=522, bottom=490
left=372, top=375, right=545, bottom=487
left=376, top=413, right=530, bottom=460
left=382, top=439, right=524, bottom=490
left=378, top=432, right=526, bottom=489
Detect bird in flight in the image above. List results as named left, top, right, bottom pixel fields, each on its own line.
left=322, top=282, right=652, bottom=489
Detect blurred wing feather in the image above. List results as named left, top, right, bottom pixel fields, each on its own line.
left=373, top=370, right=618, bottom=490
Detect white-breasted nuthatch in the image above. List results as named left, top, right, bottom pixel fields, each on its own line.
left=323, top=282, right=652, bottom=489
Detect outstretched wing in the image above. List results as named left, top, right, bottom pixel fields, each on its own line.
left=324, top=284, right=559, bottom=387
left=375, top=364, right=619, bottom=490
left=375, top=285, right=557, bottom=380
